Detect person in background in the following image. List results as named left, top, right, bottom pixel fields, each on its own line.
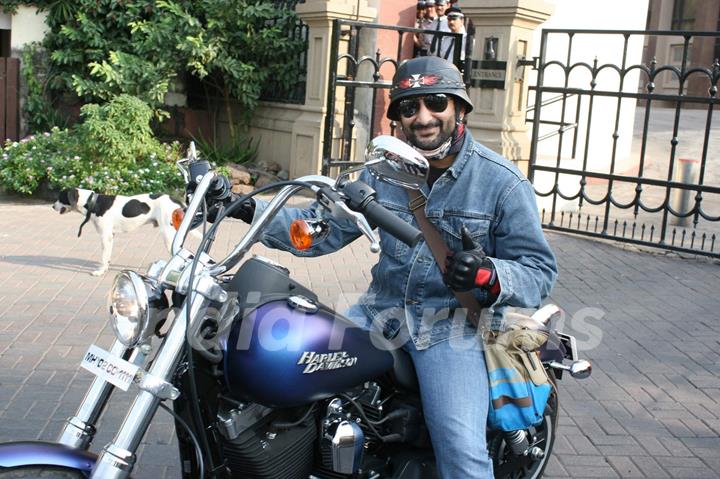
left=416, top=0, right=426, bottom=27
left=429, top=0, right=450, bottom=56
left=417, top=0, right=437, bottom=57
left=440, top=6, right=467, bottom=61
left=413, top=0, right=428, bottom=56
left=434, top=0, right=449, bottom=24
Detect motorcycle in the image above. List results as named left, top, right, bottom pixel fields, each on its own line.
left=0, top=136, right=591, bottom=479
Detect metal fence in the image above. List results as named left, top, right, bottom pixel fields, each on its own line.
left=528, top=29, right=720, bottom=258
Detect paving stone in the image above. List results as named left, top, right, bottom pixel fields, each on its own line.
left=544, top=455, right=571, bottom=477
left=636, top=434, right=672, bottom=456
left=590, top=435, right=638, bottom=446
left=2, top=204, right=720, bottom=478
left=563, top=465, right=619, bottom=478
left=631, top=453, right=673, bottom=478
left=563, top=435, right=601, bottom=456
left=663, top=467, right=718, bottom=479
left=606, top=456, right=645, bottom=478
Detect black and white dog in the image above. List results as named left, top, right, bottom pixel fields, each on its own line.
left=53, top=188, right=185, bottom=276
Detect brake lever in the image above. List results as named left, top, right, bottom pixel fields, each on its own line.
left=336, top=202, right=380, bottom=253
left=317, top=186, right=380, bottom=253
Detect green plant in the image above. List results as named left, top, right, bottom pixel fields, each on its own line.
left=190, top=133, right=258, bottom=166
left=77, top=94, right=158, bottom=166
left=45, top=1, right=172, bottom=111
left=0, top=1, right=71, bottom=17
left=154, top=0, right=306, bottom=137
left=21, top=43, right=68, bottom=133
left=34, top=0, right=304, bottom=129
left=0, top=96, right=185, bottom=196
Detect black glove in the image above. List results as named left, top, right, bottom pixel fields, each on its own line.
left=206, top=194, right=256, bottom=224
left=444, top=226, right=498, bottom=293
left=188, top=175, right=256, bottom=224
left=222, top=194, right=256, bottom=224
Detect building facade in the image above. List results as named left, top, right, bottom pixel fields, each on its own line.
left=643, top=0, right=720, bottom=100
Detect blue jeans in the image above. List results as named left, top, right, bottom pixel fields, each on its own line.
left=404, top=336, right=494, bottom=479
left=344, top=305, right=494, bottom=478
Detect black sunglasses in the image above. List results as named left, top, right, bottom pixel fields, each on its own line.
left=398, top=94, right=450, bottom=118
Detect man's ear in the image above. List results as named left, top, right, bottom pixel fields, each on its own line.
left=454, top=99, right=466, bottom=123
left=455, top=107, right=465, bottom=124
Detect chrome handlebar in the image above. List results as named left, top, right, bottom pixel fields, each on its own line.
left=170, top=168, right=379, bottom=278
left=208, top=175, right=379, bottom=274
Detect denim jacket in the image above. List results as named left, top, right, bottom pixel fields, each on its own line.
left=252, top=132, right=557, bottom=350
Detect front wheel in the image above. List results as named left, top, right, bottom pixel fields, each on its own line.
left=0, top=466, right=85, bottom=478
left=489, top=371, right=559, bottom=479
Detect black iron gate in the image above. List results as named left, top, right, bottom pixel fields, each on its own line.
left=322, top=19, right=465, bottom=176
left=528, top=29, right=720, bottom=258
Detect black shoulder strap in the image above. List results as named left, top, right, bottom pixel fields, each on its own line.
left=406, top=188, right=484, bottom=327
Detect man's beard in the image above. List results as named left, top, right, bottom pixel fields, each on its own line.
left=405, top=119, right=454, bottom=151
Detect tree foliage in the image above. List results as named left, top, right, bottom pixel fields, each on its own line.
left=26, top=0, right=305, bottom=128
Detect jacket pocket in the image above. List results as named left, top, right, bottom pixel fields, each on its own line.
left=438, top=214, right=492, bottom=253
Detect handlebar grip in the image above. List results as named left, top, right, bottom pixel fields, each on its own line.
left=363, top=200, right=422, bottom=247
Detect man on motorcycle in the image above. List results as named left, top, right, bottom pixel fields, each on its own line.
left=208, top=56, right=557, bottom=478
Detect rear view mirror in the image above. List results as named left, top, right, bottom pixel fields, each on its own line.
left=365, top=136, right=429, bottom=190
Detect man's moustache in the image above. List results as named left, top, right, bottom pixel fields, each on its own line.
left=411, top=121, right=441, bottom=131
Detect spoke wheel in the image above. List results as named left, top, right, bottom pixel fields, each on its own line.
left=490, top=371, right=559, bottom=479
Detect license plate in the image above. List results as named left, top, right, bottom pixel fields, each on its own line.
left=80, top=344, right=139, bottom=391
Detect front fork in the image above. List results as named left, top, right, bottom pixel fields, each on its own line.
left=55, top=288, right=209, bottom=479
left=57, top=341, right=148, bottom=450
left=89, top=292, right=209, bottom=479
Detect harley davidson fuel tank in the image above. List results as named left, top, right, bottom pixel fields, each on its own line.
left=222, top=257, right=396, bottom=407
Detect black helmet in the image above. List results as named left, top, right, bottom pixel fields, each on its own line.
left=387, top=56, right=473, bottom=121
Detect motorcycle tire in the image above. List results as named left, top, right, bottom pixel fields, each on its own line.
left=0, top=466, right=85, bottom=478
left=489, top=370, right=559, bottom=479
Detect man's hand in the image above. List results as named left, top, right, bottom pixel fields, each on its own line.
left=188, top=175, right=256, bottom=224
left=444, top=226, right=499, bottom=296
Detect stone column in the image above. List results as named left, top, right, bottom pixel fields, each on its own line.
left=290, top=0, right=376, bottom=177
left=461, top=0, right=553, bottom=174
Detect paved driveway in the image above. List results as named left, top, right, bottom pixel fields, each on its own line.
left=0, top=197, right=718, bottom=478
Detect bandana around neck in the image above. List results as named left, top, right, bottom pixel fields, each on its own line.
left=413, top=123, right=465, bottom=162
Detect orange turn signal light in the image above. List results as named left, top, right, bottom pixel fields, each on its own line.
left=172, top=208, right=185, bottom=231
left=290, top=219, right=314, bottom=250
left=289, top=219, right=330, bottom=250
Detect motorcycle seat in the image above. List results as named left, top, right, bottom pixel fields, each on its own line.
left=388, top=348, right=419, bottom=393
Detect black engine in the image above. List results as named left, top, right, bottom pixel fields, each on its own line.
left=216, top=402, right=316, bottom=479
left=212, top=382, right=431, bottom=479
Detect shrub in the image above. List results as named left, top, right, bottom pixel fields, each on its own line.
left=0, top=95, right=185, bottom=196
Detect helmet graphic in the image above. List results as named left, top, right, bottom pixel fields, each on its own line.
left=387, top=56, right=473, bottom=121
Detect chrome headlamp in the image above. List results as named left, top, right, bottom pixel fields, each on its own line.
left=108, top=271, right=165, bottom=347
